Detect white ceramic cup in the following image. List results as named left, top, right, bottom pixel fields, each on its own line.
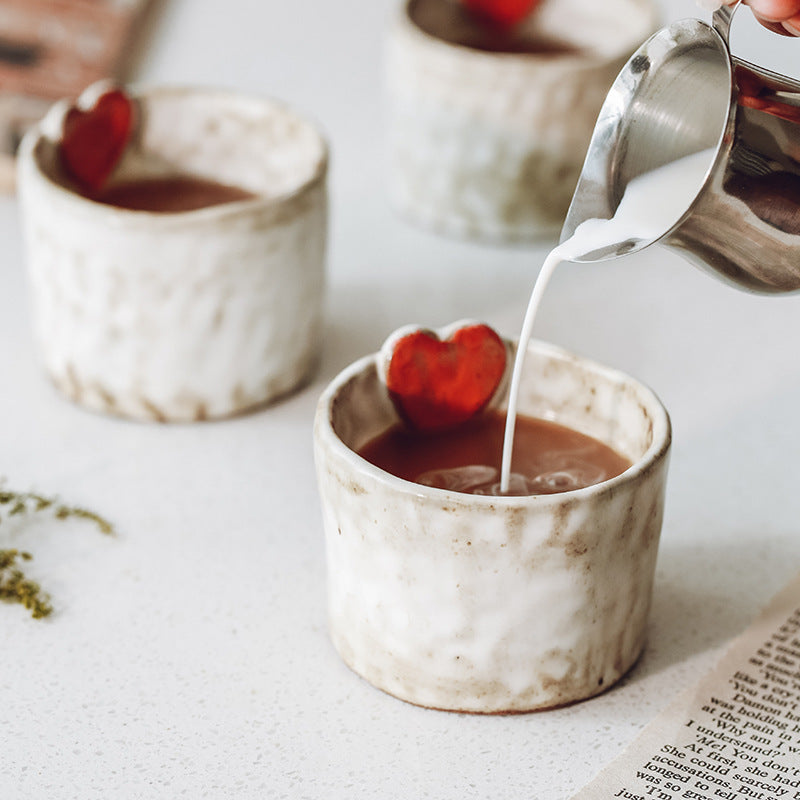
left=386, top=0, right=659, bottom=241
left=314, top=339, right=671, bottom=712
left=17, top=85, right=328, bottom=422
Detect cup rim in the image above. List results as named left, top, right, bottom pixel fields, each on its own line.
left=316, top=338, right=671, bottom=507
left=397, top=0, right=661, bottom=69
left=18, top=84, right=329, bottom=228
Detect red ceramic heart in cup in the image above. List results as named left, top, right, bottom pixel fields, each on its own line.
left=461, top=0, right=542, bottom=28
left=60, top=89, right=134, bottom=193
left=381, top=322, right=507, bottom=432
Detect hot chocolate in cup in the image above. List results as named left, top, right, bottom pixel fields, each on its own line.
left=17, top=85, right=328, bottom=422
left=314, top=339, right=671, bottom=713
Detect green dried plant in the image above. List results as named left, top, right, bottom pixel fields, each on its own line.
left=0, top=549, right=52, bottom=619
left=0, top=489, right=114, bottom=619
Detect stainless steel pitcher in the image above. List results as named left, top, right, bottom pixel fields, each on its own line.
left=561, top=1, right=800, bottom=293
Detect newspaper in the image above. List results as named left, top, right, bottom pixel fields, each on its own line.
left=573, top=574, right=800, bottom=800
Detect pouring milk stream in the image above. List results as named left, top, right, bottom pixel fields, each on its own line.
left=418, top=3, right=800, bottom=495
left=500, top=150, right=715, bottom=493
left=495, top=0, right=800, bottom=493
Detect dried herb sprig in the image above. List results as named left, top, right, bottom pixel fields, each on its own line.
left=0, top=489, right=114, bottom=619
left=0, top=549, right=52, bottom=618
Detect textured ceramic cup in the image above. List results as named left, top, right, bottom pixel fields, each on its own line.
left=386, top=0, right=659, bottom=241
left=315, top=339, right=671, bottom=712
left=17, top=85, right=328, bottom=422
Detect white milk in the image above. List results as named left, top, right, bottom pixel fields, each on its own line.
left=499, top=148, right=716, bottom=493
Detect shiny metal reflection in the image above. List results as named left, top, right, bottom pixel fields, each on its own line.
left=562, top=2, right=800, bottom=293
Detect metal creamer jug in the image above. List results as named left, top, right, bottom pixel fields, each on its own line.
left=562, top=1, right=800, bottom=293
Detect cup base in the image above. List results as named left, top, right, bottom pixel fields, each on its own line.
left=332, top=626, right=646, bottom=714
left=46, top=350, right=318, bottom=423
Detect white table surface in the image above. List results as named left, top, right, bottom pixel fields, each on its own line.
left=3, top=1, right=800, bottom=797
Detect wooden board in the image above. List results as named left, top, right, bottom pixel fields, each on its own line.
left=0, top=0, right=152, bottom=191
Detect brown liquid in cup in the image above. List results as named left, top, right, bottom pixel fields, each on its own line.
left=409, top=0, right=578, bottom=55
left=93, top=175, right=257, bottom=213
left=358, top=410, right=631, bottom=496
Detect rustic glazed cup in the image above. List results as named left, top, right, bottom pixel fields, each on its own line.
left=314, top=339, right=671, bottom=713
left=17, top=85, right=328, bottom=422
left=386, top=0, right=659, bottom=241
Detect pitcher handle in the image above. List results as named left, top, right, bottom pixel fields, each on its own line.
left=713, top=0, right=741, bottom=45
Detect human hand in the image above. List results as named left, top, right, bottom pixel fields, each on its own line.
left=724, top=0, right=800, bottom=36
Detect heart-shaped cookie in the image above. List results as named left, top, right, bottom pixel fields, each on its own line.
left=380, top=322, right=507, bottom=432
left=60, top=88, right=134, bottom=193
left=461, top=0, right=542, bottom=28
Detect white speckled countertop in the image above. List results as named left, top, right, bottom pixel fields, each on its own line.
left=3, top=1, right=800, bottom=797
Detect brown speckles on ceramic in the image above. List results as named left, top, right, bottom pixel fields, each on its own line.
left=17, top=85, right=328, bottom=422
left=386, top=0, right=659, bottom=241
left=314, top=339, right=671, bottom=713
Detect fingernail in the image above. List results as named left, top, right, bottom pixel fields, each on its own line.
left=782, top=17, right=800, bottom=35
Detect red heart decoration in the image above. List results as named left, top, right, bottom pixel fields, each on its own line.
left=461, top=0, right=543, bottom=28
left=382, top=323, right=507, bottom=432
left=60, top=89, right=134, bottom=193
